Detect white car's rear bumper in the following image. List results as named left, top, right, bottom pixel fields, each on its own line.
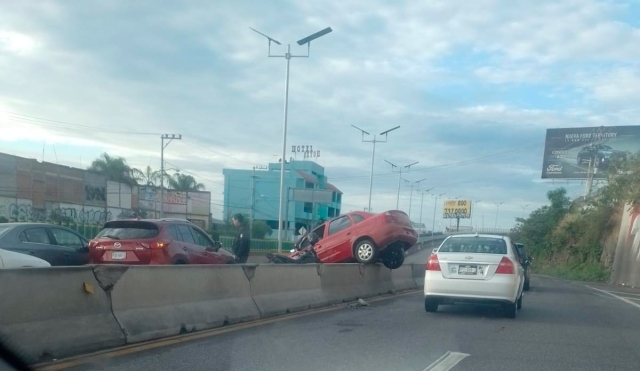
left=424, top=271, right=520, bottom=303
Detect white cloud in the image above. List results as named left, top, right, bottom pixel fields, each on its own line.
left=0, top=30, right=36, bottom=55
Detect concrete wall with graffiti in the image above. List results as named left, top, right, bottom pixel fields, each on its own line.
left=0, top=153, right=211, bottom=228
left=611, top=204, right=640, bottom=287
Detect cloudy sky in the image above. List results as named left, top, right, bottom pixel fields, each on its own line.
left=1, top=0, right=639, bottom=229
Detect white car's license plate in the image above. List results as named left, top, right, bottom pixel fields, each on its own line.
left=458, top=265, right=477, bottom=275
left=111, top=251, right=126, bottom=260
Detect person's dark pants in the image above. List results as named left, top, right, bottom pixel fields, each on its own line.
left=237, top=255, right=249, bottom=264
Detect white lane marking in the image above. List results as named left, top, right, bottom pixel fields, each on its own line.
left=423, top=351, right=470, bottom=371
left=605, top=290, right=640, bottom=297
left=587, top=286, right=640, bottom=310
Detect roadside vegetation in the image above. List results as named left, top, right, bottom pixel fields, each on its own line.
left=511, top=154, right=640, bottom=282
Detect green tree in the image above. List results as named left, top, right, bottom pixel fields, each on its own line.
left=132, top=166, right=164, bottom=186
left=88, top=153, right=138, bottom=186
left=252, top=220, right=273, bottom=239
left=167, top=173, right=205, bottom=191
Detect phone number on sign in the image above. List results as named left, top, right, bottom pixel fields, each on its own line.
left=443, top=208, right=470, bottom=218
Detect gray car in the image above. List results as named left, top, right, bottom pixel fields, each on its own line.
left=0, top=223, right=90, bottom=266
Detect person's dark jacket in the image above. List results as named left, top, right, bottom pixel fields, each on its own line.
left=232, top=225, right=250, bottom=263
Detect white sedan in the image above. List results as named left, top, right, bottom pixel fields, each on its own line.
left=424, top=234, right=525, bottom=318
left=0, top=247, right=51, bottom=269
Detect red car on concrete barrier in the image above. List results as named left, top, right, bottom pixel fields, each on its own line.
left=284, top=210, right=418, bottom=269
left=89, top=219, right=235, bottom=265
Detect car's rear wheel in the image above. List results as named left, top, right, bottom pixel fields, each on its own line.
left=517, top=293, right=523, bottom=310
left=354, top=239, right=378, bottom=264
left=381, top=246, right=404, bottom=269
left=504, top=300, right=517, bottom=318
left=424, top=298, right=438, bottom=313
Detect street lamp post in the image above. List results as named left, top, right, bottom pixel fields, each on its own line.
left=495, top=202, right=504, bottom=229
left=385, top=160, right=419, bottom=209
left=252, top=26, right=333, bottom=252
left=160, top=134, right=181, bottom=218
left=418, top=187, right=434, bottom=226
left=406, top=178, right=427, bottom=220
left=351, top=125, right=400, bottom=213
left=521, top=204, right=530, bottom=218
left=472, top=199, right=481, bottom=231
left=432, top=193, right=446, bottom=236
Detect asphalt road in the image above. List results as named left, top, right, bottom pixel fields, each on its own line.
left=57, top=274, right=640, bottom=371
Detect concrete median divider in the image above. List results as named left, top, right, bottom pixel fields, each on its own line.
left=249, top=264, right=327, bottom=317
left=318, top=264, right=397, bottom=304
left=0, top=267, right=126, bottom=363
left=109, top=265, right=260, bottom=343
left=390, top=265, right=418, bottom=291
left=411, top=264, right=425, bottom=288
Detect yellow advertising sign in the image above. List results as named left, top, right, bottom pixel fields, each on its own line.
left=443, top=200, right=472, bottom=219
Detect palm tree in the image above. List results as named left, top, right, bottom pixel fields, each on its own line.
left=88, top=153, right=138, bottom=186
left=132, top=166, right=164, bottom=186
left=167, top=173, right=205, bottom=191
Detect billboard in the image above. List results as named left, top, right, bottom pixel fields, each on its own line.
left=443, top=200, right=472, bottom=219
left=541, top=126, right=640, bottom=179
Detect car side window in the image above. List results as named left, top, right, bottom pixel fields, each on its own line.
left=190, top=227, right=213, bottom=247
left=351, top=214, right=365, bottom=223
left=313, top=225, right=325, bottom=239
left=177, top=225, right=196, bottom=244
left=50, top=229, right=84, bottom=248
left=21, top=228, right=52, bottom=244
left=328, top=216, right=352, bottom=236
left=167, top=225, right=182, bottom=241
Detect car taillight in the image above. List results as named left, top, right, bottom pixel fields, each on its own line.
left=426, top=254, right=441, bottom=271
left=496, top=257, right=515, bottom=274
left=141, top=240, right=170, bottom=249
left=385, top=212, right=396, bottom=223
left=88, top=240, right=96, bottom=248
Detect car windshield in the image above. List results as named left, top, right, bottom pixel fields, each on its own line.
left=0, top=226, right=13, bottom=237
left=439, top=237, right=508, bottom=254
left=96, top=222, right=159, bottom=240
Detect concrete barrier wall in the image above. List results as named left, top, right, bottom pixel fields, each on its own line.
left=1, top=263, right=426, bottom=364
left=0, top=267, right=126, bottom=363
left=110, top=265, right=260, bottom=343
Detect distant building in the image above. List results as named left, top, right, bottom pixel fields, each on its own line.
left=223, top=160, right=342, bottom=240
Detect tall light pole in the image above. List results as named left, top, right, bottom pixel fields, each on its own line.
left=495, top=202, right=504, bottom=229
left=252, top=26, right=333, bottom=252
left=406, top=178, right=427, bottom=220
left=160, top=134, right=181, bottom=218
left=472, top=199, right=481, bottom=231
left=351, top=125, right=400, bottom=212
left=432, top=192, right=446, bottom=236
left=418, top=187, right=434, bottom=226
left=385, top=160, right=419, bottom=209
left=521, top=204, right=530, bottom=218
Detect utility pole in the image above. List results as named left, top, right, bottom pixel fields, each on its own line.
left=406, top=178, right=427, bottom=220
left=584, top=158, right=594, bottom=199
left=160, top=134, right=181, bottom=218
left=495, top=202, right=504, bottom=229
left=521, top=204, right=530, bottom=219
left=471, top=200, right=481, bottom=231
left=351, top=125, right=400, bottom=212
left=250, top=165, right=267, bottom=239
left=385, top=160, right=419, bottom=210
left=251, top=26, right=333, bottom=253
left=432, top=193, right=445, bottom=236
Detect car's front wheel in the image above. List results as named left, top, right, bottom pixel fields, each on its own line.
left=354, top=239, right=378, bottom=264
left=381, top=246, right=405, bottom=269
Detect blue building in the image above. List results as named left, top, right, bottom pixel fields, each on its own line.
left=223, top=160, right=342, bottom=240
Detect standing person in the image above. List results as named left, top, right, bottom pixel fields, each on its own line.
left=231, top=213, right=250, bottom=263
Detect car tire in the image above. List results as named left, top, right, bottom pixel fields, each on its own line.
left=504, top=300, right=517, bottom=318
left=354, top=239, right=378, bottom=264
left=424, top=298, right=438, bottom=313
left=517, top=294, right=523, bottom=310
left=524, top=279, right=530, bottom=291
left=381, top=246, right=405, bottom=269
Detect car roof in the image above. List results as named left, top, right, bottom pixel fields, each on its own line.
left=104, top=218, right=195, bottom=225
left=0, top=222, right=50, bottom=227
left=446, top=234, right=507, bottom=239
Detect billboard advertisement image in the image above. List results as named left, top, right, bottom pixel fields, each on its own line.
left=443, top=200, right=472, bottom=219
left=541, top=126, right=640, bottom=179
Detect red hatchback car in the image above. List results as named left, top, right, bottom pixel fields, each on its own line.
left=298, top=210, right=417, bottom=269
left=89, top=219, right=235, bottom=265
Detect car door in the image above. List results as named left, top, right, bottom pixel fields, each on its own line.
left=176, top=224, right=202, bottom=264
left=315, top=216, right=354, bottom=263
left=48, top=227, right=89, bottom=265
left=14, top=227, right=65, bottom=265
left=190, top=227, right=226, bottom=264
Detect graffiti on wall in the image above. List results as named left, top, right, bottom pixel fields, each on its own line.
left=0, top=203, right=113, bottom=224
left=85, top=185, right=106, bottom=202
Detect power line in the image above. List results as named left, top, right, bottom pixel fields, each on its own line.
left=181, top=138, right=256, bottom=166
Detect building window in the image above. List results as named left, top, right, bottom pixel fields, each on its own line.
left=304, top=202, right=313, bottom=213
left=305, top=181, right=314, bottom=189
left=332, top=192, right=337, bottom=202
left=337, top=194, right=342, bottom=203
left=328, top=207, right=335, bottom=217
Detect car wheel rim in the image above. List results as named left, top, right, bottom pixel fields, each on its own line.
left=358, top=244, right=373, bottom=260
